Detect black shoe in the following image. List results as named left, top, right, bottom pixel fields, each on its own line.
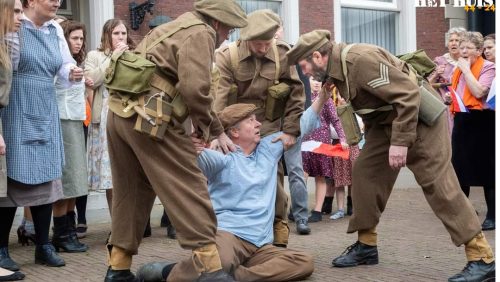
left=448, top=260, right=495, bottom=282
left=160, top=210, right=169, bottom=228
left=482, top=218, right=495, bottom=231
left=136, top=262, right=176, bottom=282
left=52, top=235, right=88, bottom=253
left=144, top=224, right=152, bottom=238
left=35, top=244, right=65, bottom=267
left=0, top=270, right=25, bottom=281
left=104, top=267, right=136, bottom=282
left=332, top=241, right=379, bottom=267
left=197, top=269, right=235, bottom=282
left=287, top=211, right=295, bottom=222
left=0, top=247, right=19, bottom=271
left=321, top=197, right=333, bottom=214
left=296, top=219, right=311, bottom=235
left=346, top=196, right=353, bottom=216
left=308, top=210, right=322, bottom=223
left=166, top=225, right=176, bottom=240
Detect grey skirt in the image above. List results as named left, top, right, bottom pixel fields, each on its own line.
left=0, top=178, right=63, bottom=207
left=61, top=120, right=88, bottom=198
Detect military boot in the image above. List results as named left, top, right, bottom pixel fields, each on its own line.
left=52, top=215, right=87, bottom=253
left=104, top=267, right=136, bottom=282
left=332, top=241, right=378, bottom=267
left=197, top=269, right=236, bottom=282
left=136, top=261, right=176, bottom=282
left=448, top=260, right=495, bottom=282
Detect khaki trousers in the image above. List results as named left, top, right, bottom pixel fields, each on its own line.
left=348, top=113, right=481, bottom=246
left=106, top=112, right=218, bottom=253
left=169, top=230, right=314, bottom=282
left=273, top=162, right=289, bottom=245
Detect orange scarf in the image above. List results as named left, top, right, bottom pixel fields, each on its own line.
left=450, top=56, right=484, bottom=111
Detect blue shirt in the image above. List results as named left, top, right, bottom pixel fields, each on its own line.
left=198, top=107, right=320, bottom=247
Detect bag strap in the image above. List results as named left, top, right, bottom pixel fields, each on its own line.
left=272, top=39, right=280, bottom=85
left=145, top=19, right=205, bottom=53
left=340, top=44, right=355, bottom=101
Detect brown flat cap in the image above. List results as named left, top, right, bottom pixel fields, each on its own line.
left=217, top=104, right=257, bottom=129
left=194, top=0, right=248, bottom=28
left=240, top=9, right=281, bottom=41
left=286, top=29, right=331, bottom=65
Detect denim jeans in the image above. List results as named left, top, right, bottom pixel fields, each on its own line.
left=284, top=141, right=308, bottom=222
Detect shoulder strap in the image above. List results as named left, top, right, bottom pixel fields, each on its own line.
left=228, top=41, right=239, bottom=73
left=272, top=39, right=280, bottom=85
left=145, top=19, right=205, bottom=53
left=340, top=44, right=355, bottom=101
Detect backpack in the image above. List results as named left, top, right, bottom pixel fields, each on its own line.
left=396, top=49, right=436, bottom=78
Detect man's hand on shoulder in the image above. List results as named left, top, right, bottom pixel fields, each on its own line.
left=215, top=132, right=236, bottom=154
left=272, top=133, right=297, bottom=151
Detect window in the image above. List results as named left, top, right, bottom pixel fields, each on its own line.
left=58, top=0, right=73, bottom=16
left=335, top=0, right=416, bottom=55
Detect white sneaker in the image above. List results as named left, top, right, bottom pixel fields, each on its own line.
left=330, top=210, right=345, bottom=220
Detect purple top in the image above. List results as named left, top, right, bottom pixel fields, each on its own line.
left=303, top=91, right=346, bottom=144
left=455, top=59, right=495, bottom=110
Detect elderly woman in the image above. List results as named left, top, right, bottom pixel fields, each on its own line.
left=428, top=27, right=467, bottom=134
left=0, top=0, right=83, bottom=271
left=450, top=31, right=495, bottom=231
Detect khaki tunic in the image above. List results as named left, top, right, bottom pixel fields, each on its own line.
left=214, top=40, right=304, bottom=137
left=107, top=11, right=221, bottom=258
left=328, top=43, right=480, bottom=246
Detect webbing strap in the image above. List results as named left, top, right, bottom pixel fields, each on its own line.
left=340, top=44, right=393, bottom=115
left=271, top=39, right=280, bottom=84
left=145, top=19, right=205, bottom=53
left=229, top=41, right=239, bottom=72
left=340, top=44, right=354, bottom=101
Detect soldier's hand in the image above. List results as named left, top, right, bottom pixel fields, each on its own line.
left=388, top=145, right=408, bottom=170
left=217, top=132, right=236, bottom=154
left=190, top=133, right=206, bottom=155
left=272, top=133, right=297, bottom=151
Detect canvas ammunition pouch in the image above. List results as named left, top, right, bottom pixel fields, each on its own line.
left=133, top=92, right=173, bottom=141
left=228, top=40, right=291, bottom=121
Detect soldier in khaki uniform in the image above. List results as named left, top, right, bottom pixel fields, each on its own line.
left=104, top=1, right=247, bottom=281
left=212, top=10, right=306, bottom=244
left=287, top=30, right=495, bottom=282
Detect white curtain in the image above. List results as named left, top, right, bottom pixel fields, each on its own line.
left=341, top=7, right=397, bottom=54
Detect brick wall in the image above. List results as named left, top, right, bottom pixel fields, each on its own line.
left=114, top=0, right=193, bottom=44
left=416, top=8, right=449, bottom=59
left=299, top=0, right=334, bottom=36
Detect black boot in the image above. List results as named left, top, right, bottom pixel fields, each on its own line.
left=35, top=244, right=65, bottom=267
left=482, top=218, right=495, bottom=231
left=137, top=261, right=176, bottom=282
left=308, top=210, right=322, bottom=223
left=51, top=215, right=87, bottom=253
left=161, top=213, right=176, bottom=239
left=332, top=241, right=378, bottom=267
left=448, top=260, right=495, bottom=282
left=0, top=270, right=25, bottom=281
left=0, top=247, right=19, bottom=271
left=346, top=196, right=353, bottom=216
left=144, top=218, right=152, bottom=238
left=67, top=211, right=89, bottom=251
left=104, top=267, right=136, bottom=282
left=321, top=197, right=334, bottom=214
left=197, top=269, right=235, bottom=282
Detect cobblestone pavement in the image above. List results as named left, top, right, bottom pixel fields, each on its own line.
left=7, top=187, right=495, bottom=281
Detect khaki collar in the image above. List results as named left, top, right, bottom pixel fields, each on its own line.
left=327, top=42, right=347, bottom=82
left=238, top=40, right=277, bottom=63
